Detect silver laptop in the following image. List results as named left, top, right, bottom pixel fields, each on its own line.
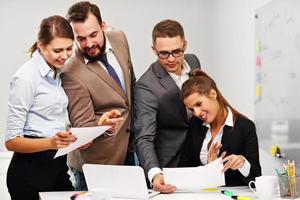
left=82, top=164, right=159, bottom=199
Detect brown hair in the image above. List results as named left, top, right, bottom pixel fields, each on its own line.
left=152, top=19, right=185, bottom=44
left=67, top=1, right=102, bottom=25
left=28, top=15, right=74, bottom=57
left=181, top=69, right=246, bottom=124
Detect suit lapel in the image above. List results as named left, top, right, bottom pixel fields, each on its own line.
left=107, top=32, right=130, bottom=98
left=221, top=125, right=232, bottom=154
left=153, top=62, right=188, bottom=122
left=86, top=61, right=126, bottom=98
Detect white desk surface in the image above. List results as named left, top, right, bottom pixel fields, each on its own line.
left=39, top=186, right=290, bottom=200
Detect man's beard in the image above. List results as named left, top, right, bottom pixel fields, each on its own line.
left=82, top=33, right=106, bottom=62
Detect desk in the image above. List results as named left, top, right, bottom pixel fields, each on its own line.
left=39, top=186, right=290, bottom=200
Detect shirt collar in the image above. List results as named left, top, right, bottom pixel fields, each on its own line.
left=204, top=107, right=234, bottom=128
left=168, top=60, right=191, bottom=79
left=32, top=50, right=57, bottom=78
left=83, top=33, right=112, bottom=64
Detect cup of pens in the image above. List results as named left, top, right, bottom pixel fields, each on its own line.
left=278, top=160, right=300, bottom=199
left=278, top=173, right=300, bottom=198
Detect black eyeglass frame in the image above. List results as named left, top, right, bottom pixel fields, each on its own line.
left=155, top=48, right=185, bottom=59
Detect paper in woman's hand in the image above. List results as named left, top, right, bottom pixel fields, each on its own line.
left=54, top=126, right=110, bottom=158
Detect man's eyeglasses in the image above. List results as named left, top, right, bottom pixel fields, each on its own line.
left=156, top=49, right=184, bottom=59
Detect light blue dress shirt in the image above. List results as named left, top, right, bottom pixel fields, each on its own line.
left=5, top=50, right=69, bottom=141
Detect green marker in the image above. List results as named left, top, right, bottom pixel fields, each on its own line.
left=221, top=190, right=234, bottom=197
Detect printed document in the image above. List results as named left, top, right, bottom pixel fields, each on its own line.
left=54, top=126, right=110, bottom=158
left=163, top=158, right=225, bottom=191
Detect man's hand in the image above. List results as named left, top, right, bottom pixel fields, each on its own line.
left=98, top=110, right=123, bottom=133
left=152, top=174, right=176, bottom=194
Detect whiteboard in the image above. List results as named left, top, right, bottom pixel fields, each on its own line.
left=255, top=0, right=300, bottom=120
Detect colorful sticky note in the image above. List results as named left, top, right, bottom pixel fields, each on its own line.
left=255, top=85, right=261, bottom=97
left=256, top=72, right=261, bottom=83
left=256, top=39, right=260, bottom=52
left=256, top=56, right=261, bottom=67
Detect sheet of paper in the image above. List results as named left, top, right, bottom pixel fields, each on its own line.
left=54, top=126, right=110, bottom=158
left=163, top=158, right=225, bottom=191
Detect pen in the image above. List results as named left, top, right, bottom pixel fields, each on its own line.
left=202, top=188, right=219, bottom=192
left=275, top=168, right=281, bottom=176
left=221, top=190, right=234, bottom=197
left=231, top=195, right=253, bottom=200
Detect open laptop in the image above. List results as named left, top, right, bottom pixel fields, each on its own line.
left=82, top=164, right=159, bottom=199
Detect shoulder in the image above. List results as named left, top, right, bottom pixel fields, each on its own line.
left=12, top=58, right=40, bottom=85
left=184, top=53, right=201, bottom=69
left=235, top=116, right=255, bottom=128
left=233, top=116, right=256, bottom=137
left=106, top=29, right=128, bottom=45
left=62, top=49, right=84, bottom=75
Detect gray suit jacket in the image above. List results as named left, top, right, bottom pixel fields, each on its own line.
left=134, top=54, right=200, bottom=174
left=62, top=30, right=135, bottom=171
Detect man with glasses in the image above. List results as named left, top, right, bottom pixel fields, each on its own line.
left=134, top=19, right=200, bottom=193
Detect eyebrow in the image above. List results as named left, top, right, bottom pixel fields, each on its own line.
left=157, top=48, right=183, bottom=53
left=76, top=31, right=98, bottom=40
left=53, top=44, right=73, bottom=51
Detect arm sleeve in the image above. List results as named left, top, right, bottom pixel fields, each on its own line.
left=134, top=82, right=160, bottom=174
left=240, top=120, right=262, bottom=184
left=6, top=77, right=34, bottom=141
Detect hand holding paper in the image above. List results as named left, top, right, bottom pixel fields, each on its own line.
left=54, top=126, right=110, bottom=158
left=163, top=158, right=225, bottom=191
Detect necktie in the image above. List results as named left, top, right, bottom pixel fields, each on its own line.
left=100, top=54, right=124, bottom=92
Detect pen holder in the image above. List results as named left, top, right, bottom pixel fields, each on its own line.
left=278, top=173, right=300, bottom=199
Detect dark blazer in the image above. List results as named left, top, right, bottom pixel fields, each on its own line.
left=134, top=54, right=200, bottom=175
left=179, top=116, right=262, bottom=186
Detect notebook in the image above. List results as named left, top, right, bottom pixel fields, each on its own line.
left=82, top=164, right=159, bottom=199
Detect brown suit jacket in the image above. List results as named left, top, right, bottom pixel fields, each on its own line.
left=62, top=30, right=135, bottom=171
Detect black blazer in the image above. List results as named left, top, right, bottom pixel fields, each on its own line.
left=179, top=116, right=262, bottom=186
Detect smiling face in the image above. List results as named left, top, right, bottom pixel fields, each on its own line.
left=183, top=90, right=220, bottom=123
left=152, top=36, right=186, bottom=76
left=38, top=37, right=73, bottom=69
left=71, top=12, right=106, bottom=61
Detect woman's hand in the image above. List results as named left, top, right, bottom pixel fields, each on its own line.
left=152, top=174, right=176, bottom=194
left=98, top=110, right=124, bottom=134
left=222, top=154, right=245, bottom=172
left=207, top=142, right=222, bottom=163
left=50, top=131, right=76, bottom=149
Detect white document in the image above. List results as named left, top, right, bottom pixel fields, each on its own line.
left=163, top=158, right=225, bottom=191
left=54, top=126, right=110, bottom=158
